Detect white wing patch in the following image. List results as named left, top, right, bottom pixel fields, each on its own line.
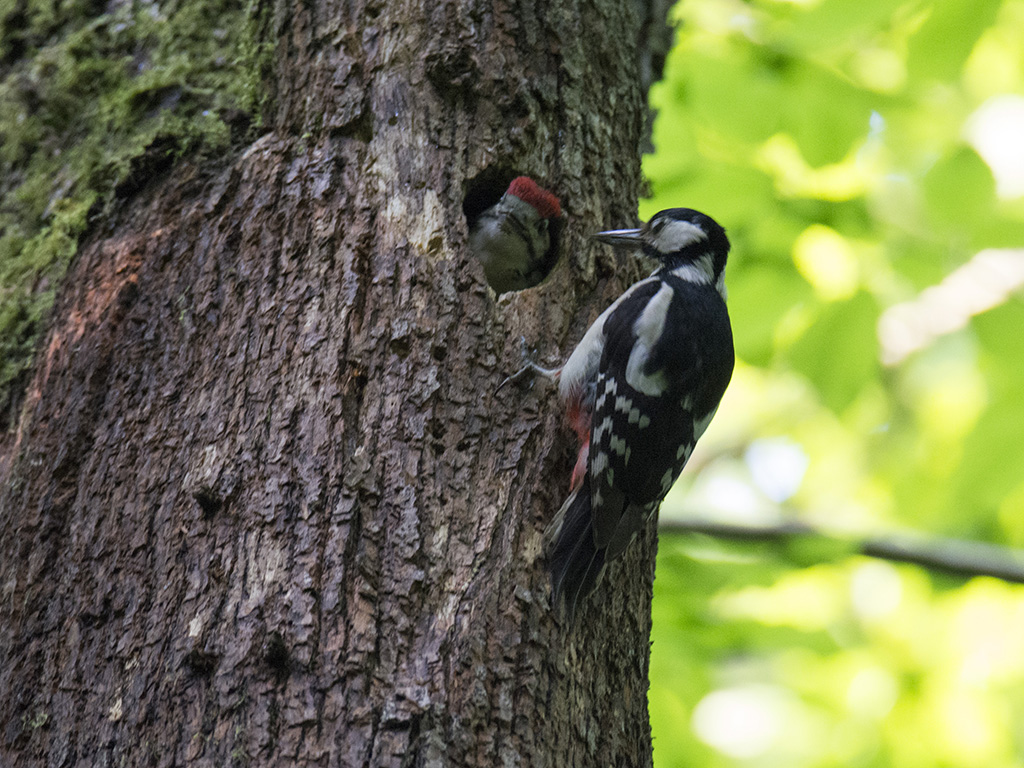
left=558, top=277, right=657, bottom=404
left=625, top=283, right=673, bottom=396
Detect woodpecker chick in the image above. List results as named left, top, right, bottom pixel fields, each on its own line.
left=529, top=208, right=734, bottom=619
left=470, top=176, right=561, bottom=294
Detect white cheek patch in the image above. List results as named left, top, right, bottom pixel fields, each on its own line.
left=653, top=220, right=708, bottom=253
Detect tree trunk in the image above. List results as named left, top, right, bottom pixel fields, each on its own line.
left=0, top=0, right=658, bottom=764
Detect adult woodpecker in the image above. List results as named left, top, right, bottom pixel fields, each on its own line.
left=510, top=208, right=734, bottom=618
left=469, top=176, right=562, bottom=294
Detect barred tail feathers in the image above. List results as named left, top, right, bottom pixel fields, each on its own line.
left=546, top=475, right=605, bottom=619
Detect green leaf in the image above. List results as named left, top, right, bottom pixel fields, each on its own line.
left=950, top=393, right=1024, bottom=536
left=786, top=292, right=881, bottom=413
left=728, top=265, right=813, bottom=366
left=907, top=0, right=1003, bottom=81
left=673, top=50, right=788, bottom=145
left=921, top=146, right=996, bottom=234
left=787, top=64, right=874, bottom=167
left=781, top=0, right=911, bottom=53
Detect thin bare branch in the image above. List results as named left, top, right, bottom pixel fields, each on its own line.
left=660, top=518, right=1024, bottom=584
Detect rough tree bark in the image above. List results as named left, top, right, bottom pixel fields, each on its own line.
left=0, top=0, right=662, bottom=764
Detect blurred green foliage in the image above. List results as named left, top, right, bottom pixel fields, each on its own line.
left=645, top=0, right=1024, bottom=765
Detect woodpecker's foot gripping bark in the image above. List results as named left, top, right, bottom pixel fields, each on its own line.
left=498, top=337, right=562, bottom=392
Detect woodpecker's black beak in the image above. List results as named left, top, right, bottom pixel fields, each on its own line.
left=591, top=228, right=644, bottom=248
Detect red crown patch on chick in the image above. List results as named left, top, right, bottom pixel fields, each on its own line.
left=469, top=176, right=561, bottom=293
left=508, top=177, right=561, bottom=219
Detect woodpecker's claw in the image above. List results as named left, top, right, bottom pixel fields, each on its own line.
left=498, top=337, right=561, bottom=392
left=500, top=361, right=560, bottom=390
left=497, top=365, right=534, bottom=392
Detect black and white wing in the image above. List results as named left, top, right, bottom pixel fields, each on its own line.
left=588, top=274, right=734, bottom=558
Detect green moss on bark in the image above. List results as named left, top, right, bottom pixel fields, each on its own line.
left=0, top=0, right=274, bottom=427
